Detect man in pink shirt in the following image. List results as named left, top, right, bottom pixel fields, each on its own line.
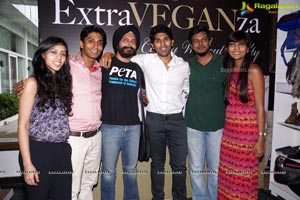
left=68, top=25, right=106, bottom=200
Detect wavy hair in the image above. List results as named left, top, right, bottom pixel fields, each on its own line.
left=149, top=24, right=173, bottom=43
left=223, top=30, right=252, bottom=104
left=32, top=36, right=73, bottom=115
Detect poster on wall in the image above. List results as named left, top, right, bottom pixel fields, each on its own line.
left=38, top=0, right=289, bottom=74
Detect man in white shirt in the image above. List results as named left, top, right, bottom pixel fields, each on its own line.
left=131, top=24, right=189, bottom=200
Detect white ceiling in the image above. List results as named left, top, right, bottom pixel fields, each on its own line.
left=0, top=0, right=38, bottom=37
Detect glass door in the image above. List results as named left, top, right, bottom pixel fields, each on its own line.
left=9, top=55, right=18, bottom=93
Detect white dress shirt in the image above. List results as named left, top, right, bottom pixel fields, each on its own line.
left=131, top=52, right=189, bottom=114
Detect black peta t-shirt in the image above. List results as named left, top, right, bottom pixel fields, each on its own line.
left=101, top=57, right=144, bottom=125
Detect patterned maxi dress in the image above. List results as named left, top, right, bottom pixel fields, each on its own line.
left=217, top=72, right=259, bottom=200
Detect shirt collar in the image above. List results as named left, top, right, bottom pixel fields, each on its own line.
left=74, top=53, right=100, bottom=72
left=156, top=51, right=183, bottom=66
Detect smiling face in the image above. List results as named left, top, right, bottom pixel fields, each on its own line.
left=80, top=32, right=104, bottom=61
left=227, top=40, right=249, bottom=62
left=151, top=32, right=174, bottom=58
left=42, top=44, right=67, bottom=74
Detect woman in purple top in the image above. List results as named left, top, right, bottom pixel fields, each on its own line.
left=18, top=36, right=73, bottom=200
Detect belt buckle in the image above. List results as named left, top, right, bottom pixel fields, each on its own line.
left=80, top=131, right=84, bottom=137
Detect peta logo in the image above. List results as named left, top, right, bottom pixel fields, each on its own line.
left=109, top=66, right=137, bottom=79
left=240, top=2, right=254, bottom=16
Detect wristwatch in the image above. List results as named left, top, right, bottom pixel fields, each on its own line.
left=259, top=132, right=267, bottom=136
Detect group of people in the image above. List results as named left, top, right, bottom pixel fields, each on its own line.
left=16, top=23, right=265, bottom=200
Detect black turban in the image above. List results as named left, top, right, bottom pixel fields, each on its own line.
left=112, top=25, right=140, bottom=53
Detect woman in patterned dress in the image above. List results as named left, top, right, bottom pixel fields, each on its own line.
left=217, top=31, right=265, bottom=200
left=18, top=36, right=73, bottom=200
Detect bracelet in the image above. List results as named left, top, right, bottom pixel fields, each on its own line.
left=259, top=132, right=267, bottom=136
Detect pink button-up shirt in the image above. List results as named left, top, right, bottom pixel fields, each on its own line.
left=68, top=54, right=102, bottom=131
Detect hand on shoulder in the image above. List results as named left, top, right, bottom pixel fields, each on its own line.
left=24, top=77, right=37, bottom=88
left=19, top=77, right=37, bottom=98
left=99, top=52, right=114, bottom=69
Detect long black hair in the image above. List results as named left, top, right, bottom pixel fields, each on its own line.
left=223, top=30, right=252, bottom=104
left=32, top=36, right=73, bottom=115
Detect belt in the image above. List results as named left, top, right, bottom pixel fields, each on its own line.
left=147, top=112, right=183, bottom=120
left=69, top=129, right=98, bottom=138
left=29, top=136, right=66, bottom=143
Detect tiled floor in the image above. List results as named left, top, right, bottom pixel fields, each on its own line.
left=1, top=113, right=286, bottom=200
left=8, top=178, right=277, bottom=200
left=6, top=187, right=284, bottom=200
left=10, top=189, right=282, bottom=200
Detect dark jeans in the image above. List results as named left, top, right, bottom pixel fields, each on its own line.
left=19, top=141, right=72, bottom=200
left=146, top=111, right=187, bottom=200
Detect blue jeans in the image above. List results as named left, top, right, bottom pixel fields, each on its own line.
left=187, top=127, right=223, bottom=200
left=101, top=124, right=140, bottom=200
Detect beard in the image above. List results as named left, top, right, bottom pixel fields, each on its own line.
left=196, top=50, right=210, bottom=57
left=118, top=46, right=137, bottom=58
left=195, top=48, right=210, bottom=57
